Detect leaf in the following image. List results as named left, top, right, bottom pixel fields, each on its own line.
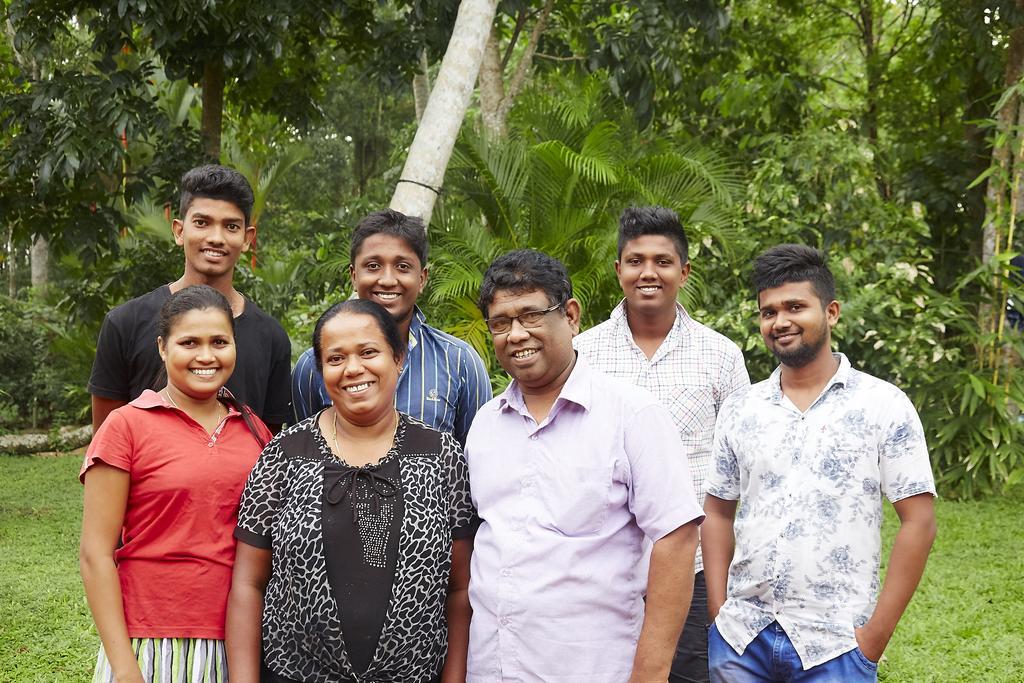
left=967, top=374, right=986, bottom=400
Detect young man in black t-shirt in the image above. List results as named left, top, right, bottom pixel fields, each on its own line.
left=88, top=165, right=291, bottom=432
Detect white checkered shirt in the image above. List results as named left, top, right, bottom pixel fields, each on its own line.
left=574, top=300, right=750, bottom=572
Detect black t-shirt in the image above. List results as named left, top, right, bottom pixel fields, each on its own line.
left=88, top=285, right=292, bottom=424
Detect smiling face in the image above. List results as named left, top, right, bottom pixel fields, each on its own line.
left=488, top=288, right=580, bottom=395
left=158, top=307, right=236, bottom=400
left=173, top=197, right=256, bottom=283
left=319, top=312, right=403, bottom=426
left=349, top=234, right=428, bottom=329
left=758, top=280, right=840, bottom=368
left=616, top=234, right=691, bottom=318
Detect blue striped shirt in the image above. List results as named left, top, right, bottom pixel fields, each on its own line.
left=291, top=307, right=492, bottom=445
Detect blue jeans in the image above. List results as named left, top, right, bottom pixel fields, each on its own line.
left=708, top=621, right=878, bottom=682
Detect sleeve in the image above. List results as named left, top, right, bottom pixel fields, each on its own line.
left=87, top=311, right=131, bottom=401
left=704, top=397, right=742, bottom=501
left=624, top=402, right=705, bottom=542
left=717, top=343, right=751, bottom=411
left=878, top=389, right=937, bottom=503
left=260, top=326, right=293, bottom=425
left=441, top=431, right=479, bottom=539
left=234, top=438, right=288, bottom=549
left=452, top=346, right=492, bottom=447
left=291, top=348, right=327, bottom=423
left=79, top=410, right=134, bottom=483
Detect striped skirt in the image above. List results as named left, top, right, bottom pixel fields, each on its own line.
left=93, top=637, right=227, bottom=682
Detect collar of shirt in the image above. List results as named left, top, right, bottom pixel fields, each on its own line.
left=130, top=388, right=241, bottom=417
left=496, top=352, right=593, bottom=421
left=763, top=352, right=851, bottom=408
left=407, top=306, right=426, bottom=352
left=609, top=299, right=696, bottom=363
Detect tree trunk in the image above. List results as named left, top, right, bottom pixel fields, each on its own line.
left=30, top=234, right=48, bottom=294
left=478, top=27, right=506, bottom=137
left=413, top=50, right=431, bottom=122
left=980, top=0, right=1024, bottom=356
left=478, top=0, right=554, bottom=139
left=390, top=0, right=499, bottom=226
left=983, top=7, right=1024, bottom=264
left=6, top=224, right=15, bottom=297
left=201, top=55, right=225, bottom=162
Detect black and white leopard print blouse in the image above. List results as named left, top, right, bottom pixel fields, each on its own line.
left=235, top=412, right=477, bottom=682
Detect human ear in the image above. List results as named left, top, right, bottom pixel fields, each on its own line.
left=241, top=225, right=257, bottom=253
left=171, top=219, right=185, bottom=246
left=826, top=300, right=841, bottom=326
left=564, top=298, right=582, bottom=335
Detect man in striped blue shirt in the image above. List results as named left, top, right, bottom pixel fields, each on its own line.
left=291, top=209, right=491, bottom=444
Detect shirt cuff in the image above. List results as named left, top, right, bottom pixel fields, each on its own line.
left=234, top=526, right=271, bottom=549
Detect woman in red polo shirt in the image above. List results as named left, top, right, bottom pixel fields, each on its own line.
left=80, top=285, right=270, bottom=683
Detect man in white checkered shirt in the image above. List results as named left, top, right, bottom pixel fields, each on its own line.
left=574, top=206, right=749, bottom=683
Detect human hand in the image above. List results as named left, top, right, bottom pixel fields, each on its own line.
left=854, top=624, right=888, bottom=663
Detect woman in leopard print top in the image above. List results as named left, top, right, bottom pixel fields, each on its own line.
left=226, top=300, right=477, bottom=682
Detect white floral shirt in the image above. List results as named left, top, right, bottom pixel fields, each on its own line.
left=705, top=353, right=935, bottom=669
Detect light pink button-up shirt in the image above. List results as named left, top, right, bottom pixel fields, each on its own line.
left=465, top=356, right=705, bottom=682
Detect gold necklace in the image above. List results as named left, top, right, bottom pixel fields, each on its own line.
left=164, top=388, right=226, bottom=421
left=163, top=389, right=181, bottom=410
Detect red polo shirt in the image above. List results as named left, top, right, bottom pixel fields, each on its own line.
left=81, top=390, right=271, bottom=639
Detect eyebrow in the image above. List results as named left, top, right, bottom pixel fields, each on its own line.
left=760, top=298, right=811, bottom=309
left=623, top=251, right=676, bottom=259
left=357, top=252, right=418, bottom=263
left=191, top=212, right=244, bottom=223
left=325, top=341, right=381, bottom=351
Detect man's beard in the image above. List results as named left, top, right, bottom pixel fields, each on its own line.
left=770, top=332, right=827, bottom=369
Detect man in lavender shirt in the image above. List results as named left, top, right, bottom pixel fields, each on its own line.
left=464, top=249, right=705, bottom=682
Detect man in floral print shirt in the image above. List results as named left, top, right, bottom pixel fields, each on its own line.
left=702, top=244, right=937, bottom=682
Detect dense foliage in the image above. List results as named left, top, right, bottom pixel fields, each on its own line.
left=2, top=1, right=1022, bottom=497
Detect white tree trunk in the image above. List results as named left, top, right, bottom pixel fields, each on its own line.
left=30, top=234, right=48, bottom=292
left=390, top=0, right=499, bottom=226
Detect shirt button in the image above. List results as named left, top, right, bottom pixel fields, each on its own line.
left=207, top=443, right=214, bottom=448
left=529, top=434, right=538, bottom=441
left=501, top=568, right=513, bottom=577
left=500, top=617, right=510, bottom=627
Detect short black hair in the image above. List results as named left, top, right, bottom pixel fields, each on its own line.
left=478, top=249, right=573, bottom=316
left=752, top=244, right=836, bottom=305
left=313, top=298, right=405, bottom=374
left=157, top=285, right=234, bottom=342
left=617, top=206, right=689, bottom=263
left=179, top=165, right=255, bottom=226
left=349, top=209, right=429, bottom=268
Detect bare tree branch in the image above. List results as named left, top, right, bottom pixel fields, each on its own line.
left=501, top=8, right=529, bottom=69
left=819, top=1, right=864, bottom=34
left=535, top=52, right=585, bottom=62
left=502, top=0, right=554, bottom=111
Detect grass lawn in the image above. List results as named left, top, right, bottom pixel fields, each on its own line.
left=1, top=454, right=1022, bottom=681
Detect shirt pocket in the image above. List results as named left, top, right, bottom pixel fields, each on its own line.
left=668, top=385, right=716, bottom=436
left=537, top=464, right=612, bottom=536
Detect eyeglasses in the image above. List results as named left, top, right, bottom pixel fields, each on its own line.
left=484, top=301, right=563, bottom=335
